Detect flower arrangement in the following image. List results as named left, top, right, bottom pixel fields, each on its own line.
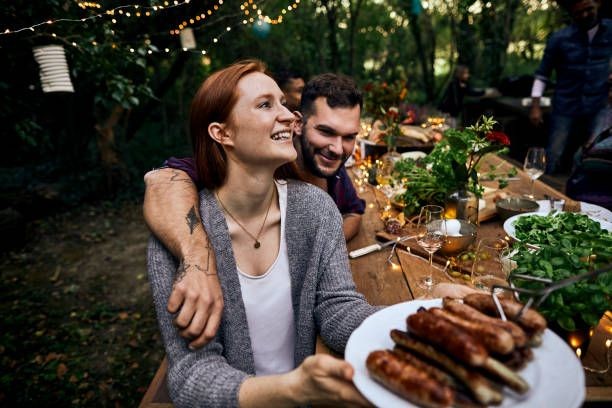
left=363, top=80, right=427, bottom=150
left=394, top=116, right=515, bottom=215
left=429, top=116, right=511, bottom=194
left=363, top=80, right=408, bottom=120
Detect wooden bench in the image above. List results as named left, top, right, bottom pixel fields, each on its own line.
left=139, top=357, right=172, bottom=408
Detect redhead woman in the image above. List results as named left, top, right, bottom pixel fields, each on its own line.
left=147, top=60, right=379, bottom=407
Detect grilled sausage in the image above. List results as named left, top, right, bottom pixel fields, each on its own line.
left=495, top=346, right=534, bottom=370
left=407, top=310, right=488, bottom=367
left=463, top=293, right=547, bottom=335
left=442, top=297, right=528, bottom=347
left=429, top=307, right=515, bottom=355
left=366, top=349, right=454, bottom=408
left=482, top=357, right=530, bottom=394
left=390, top=330, right=503, bottom=406
left=392, top=346, right=457, bottom=388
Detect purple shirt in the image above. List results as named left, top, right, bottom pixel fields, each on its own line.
left=164, top=157, right=365, bottom=216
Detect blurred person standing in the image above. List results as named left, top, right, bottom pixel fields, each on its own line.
left=438, top=65, right=485, bottom=128
left=529, top=0, right=612, bottom=174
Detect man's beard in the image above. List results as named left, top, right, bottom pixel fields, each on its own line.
left=299, top=135, right=348, bottom=178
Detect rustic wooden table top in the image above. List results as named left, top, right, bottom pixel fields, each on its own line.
left=349, top=154, right=611, bottom=402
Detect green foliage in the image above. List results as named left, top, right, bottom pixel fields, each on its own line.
left=423, top=116, right=509, bottom=194
left=1, top=0, right=566, bottom=200
left=514, top=212, right=611, bottom=246
left=394, top=115, right=511, bottom=214
left=511, top=228, right=612, bottom=330
left=395, top=158, right=448, bottom=215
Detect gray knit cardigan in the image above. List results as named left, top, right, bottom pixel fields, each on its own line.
left=147, top=180, right=380, bottom=408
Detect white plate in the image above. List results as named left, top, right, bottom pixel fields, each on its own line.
left=345, top=299, right=585, bottom=408
left=503, top=211, right=612, bottom=242
left=536, top=200, right=612, bottom=223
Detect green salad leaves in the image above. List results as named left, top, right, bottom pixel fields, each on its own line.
left=510, top=212, right=612, bottom=331
left=514, top=212, right=606, bottom=245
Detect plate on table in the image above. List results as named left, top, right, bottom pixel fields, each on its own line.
left=536, top=200, right=612, bottom=223
left=345, top=299, right=585, bottom=408
left=503, top=211, right=612, bottom=242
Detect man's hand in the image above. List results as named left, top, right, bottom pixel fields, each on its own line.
left=343, top=213, right=362, bottom=242
left=529, top=100, right=543, bottom=127
left=143, top=168, right=223, bottom=348
left=170, top=252, right=223, bottom=349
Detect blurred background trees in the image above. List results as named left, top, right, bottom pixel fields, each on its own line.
left=0, top=0, right=570, bottom=214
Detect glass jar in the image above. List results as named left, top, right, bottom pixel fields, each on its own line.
left=445, top=188, right=479, bottom=224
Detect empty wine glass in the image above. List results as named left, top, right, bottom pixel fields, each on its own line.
left=523, top=147, right=546, bottom=199
left=471, top=238, right=510, bottom=294
left=416, top=205, right=446, bottom=290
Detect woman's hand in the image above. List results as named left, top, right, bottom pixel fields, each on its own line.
left=290, top=355, right=373, bottom=407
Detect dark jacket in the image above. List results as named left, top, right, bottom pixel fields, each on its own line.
left=535, top=19, right=612, bottom=116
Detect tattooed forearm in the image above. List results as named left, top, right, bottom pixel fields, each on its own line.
left=173, top=241, right=216, bottom=284
left=193, top=241, right=215, bottom=276
left=185, top=206, right=201, bottom=234
left=169, top=169, right=193, bottom=183
left=174, top=260, right=189, bottom=285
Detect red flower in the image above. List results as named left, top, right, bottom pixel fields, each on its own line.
left=386, top=107, right=399, bottom=120
left=364, top=82, right=373, bottom=92
left=402, top=110, right=416, bottom=125
left=485, top=130, right=510, bottom=146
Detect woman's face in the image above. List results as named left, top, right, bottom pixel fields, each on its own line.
left=224, top=72, right=297, bottom=167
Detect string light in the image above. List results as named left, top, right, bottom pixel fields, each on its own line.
left=77, top=2, right=102, bottom=10
left=170, top=0, right=224, bottom=35
left=1, top=1, right=190, bottom=36
left=241, top=0, right=300, bottom=25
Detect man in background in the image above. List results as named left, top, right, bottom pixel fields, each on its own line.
left=274, top=68, right=305, bottom=112
left=438, top=65, right=485, bottom=128
left=529, top=0, right=611, bottom=174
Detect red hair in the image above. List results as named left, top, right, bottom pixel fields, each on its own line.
left=190, top=59, right=301, bottom=189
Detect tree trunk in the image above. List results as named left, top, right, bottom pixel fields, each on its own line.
left=321, top=0, right=340, bottom=71
left=347, top=0, right=364, bottom=76
left=95, top=105, right=126, bottom=193
left=408, top=12, right=435, bottom=101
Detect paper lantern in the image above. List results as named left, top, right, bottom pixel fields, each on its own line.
left=32, top=45, right=75, bottom=93
left=180, top=28, right=196, bottom=50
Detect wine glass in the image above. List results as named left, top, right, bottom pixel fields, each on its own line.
left=471, top=238, right=510, bottom=295
left=523, top=147, right=546, bottom=199
left=415, top=205, right=446, bottom=290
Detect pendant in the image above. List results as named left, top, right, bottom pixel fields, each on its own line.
left=254, top=241, right=261, bottom=249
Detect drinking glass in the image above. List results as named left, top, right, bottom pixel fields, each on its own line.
left=416, top=205, right=446, bottom=290
left=471, top=238, right=510, bottom=294
left=523, top=147, right=546, bottom=199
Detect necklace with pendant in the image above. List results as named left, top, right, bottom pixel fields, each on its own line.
left=215, top=187, right=275, bottom=249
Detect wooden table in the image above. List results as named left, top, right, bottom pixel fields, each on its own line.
left=364, top=154, right=612, bottom=404
left=140, top=154, right=611, bottom=407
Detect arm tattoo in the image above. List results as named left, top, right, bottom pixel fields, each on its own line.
left=185, top=206, right=200, bottom=234
left=174, top=260, right=189, bottom=285
left=173, top=243, right=216, bottom=285
left=193, top=241, right=216, bottom=276
left=169, top=169, right=192, bottom=183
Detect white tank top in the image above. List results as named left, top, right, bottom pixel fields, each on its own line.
left=237, top=182, right=295, bottom=375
